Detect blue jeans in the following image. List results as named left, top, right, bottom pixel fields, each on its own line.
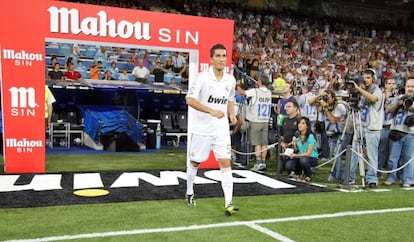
left=387, top=133, right=414, bottom=184
left=349, top=130, right=380, bottom=184
left=365, top=130, right=381, bottom=184
left=378, top=126, right=391, bottom=176
left=320, top=131, right=330, bottom=159
left=286, top=157, right=318, bottom=177
left=331, top=133, right=353, bottom=180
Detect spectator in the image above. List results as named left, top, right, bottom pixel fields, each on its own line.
left=280, top=100, right=300, bottom=173
left=103, top=70, right=116, bottom=80
left=164, top=56, right=174, bottom=72
left=64, top=63, right=82, bottom=81
left=236, top=74, right=272, bottom=171
left=285, top=116, right=319, bottom=182
left=172, top=51, right=186, bottom=75
left=89, top=63, right=101, bottom=80
left=151, top=61, right=168, bottom=83
left=48, top=63, right=64, bottom=80
left=132, top=58, right=150, bottom=83
left=118, top=68, right=129, bottom=81
left=107, top=61, right=119, bottom=75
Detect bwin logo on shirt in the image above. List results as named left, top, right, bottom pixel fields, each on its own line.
left=207, top=95, right=228, bottom=104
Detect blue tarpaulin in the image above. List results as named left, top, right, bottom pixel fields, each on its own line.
left=78, top=106, right=143, bottom=144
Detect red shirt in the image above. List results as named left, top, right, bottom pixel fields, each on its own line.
left=64, top=70, right=82, bottom=81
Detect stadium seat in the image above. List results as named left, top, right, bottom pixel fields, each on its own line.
left=160, top=111, right=179, bottom=132
left=164, top=73, right=174, bottom=84
left=83, top=47, right=98, bottom=58
left=117, top=61, right=129, bottom=71
left=128, top=74, right=135, bottom=81
left=174, top=76, right=182, bottom=84
left=58, top=44, right=72, bottom=57
left=147, top=74, right=155, bottom=83
left=46, top=46, right=60, bottom=56
left=176, top=111, right=187, bottom=132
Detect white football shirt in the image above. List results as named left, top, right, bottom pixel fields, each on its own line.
left=187, top=67, right=236, bottom=135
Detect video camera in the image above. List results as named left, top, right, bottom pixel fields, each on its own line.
left=344, top=75, right=363, bottom=110
left=344, top=74, right=363, bottom=89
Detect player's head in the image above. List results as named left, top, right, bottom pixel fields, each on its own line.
left=210, top=44, right=227, bottom=71
left=210, top=44, right=227, bottom=57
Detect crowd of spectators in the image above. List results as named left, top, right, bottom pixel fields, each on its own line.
left=57, top=1, right=414, bottom=185
left=64, top=0, right=414, bottom=94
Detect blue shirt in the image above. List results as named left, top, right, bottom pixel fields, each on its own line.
left=296, top=133, right=319, bottom=159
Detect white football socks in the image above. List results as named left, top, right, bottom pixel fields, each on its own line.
left=221, top=167, right=233, bottom=207
left=186, top=164, right=198, bottom=195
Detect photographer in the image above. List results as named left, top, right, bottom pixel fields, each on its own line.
left=309, top=90, right=352, bottom=182
left=383, top=78, right=414, bottom=188
left=298, top=86, right=329, bottom=160
left=348, top=69, right=384, bottom=188
left=378, top=78, right=398, bottom=177
left=236, top=74, right=272, bottom=171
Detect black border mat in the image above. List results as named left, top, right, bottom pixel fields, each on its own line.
left=0, top=169, right=332, bottom=208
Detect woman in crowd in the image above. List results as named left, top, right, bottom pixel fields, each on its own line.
left=285, top=116, right=319, bottom=182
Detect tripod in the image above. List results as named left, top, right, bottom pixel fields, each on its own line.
left=329, top=107, right=366, bottom=188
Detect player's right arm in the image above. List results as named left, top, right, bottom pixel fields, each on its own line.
left=186, top=97, right=224, bottom=118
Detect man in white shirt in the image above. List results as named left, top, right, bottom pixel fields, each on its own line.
left=236, top=74, right=272, bottom=171
left=131, top=58, right=149, bottom=83
left=185, top=44, right=238, bottom=216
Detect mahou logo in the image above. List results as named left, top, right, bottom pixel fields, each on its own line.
left=9, top=87, right=37, bottom=108
left=2, top=49, right=43, bottom=61
left=48, top=6, right=151, bottom=40
left=9, top=87, right=38, bottom=117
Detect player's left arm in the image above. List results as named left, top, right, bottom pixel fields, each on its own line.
left=228, top=100, right=237, bottom=125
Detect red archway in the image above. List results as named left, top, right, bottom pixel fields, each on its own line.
left=0, top=0, right=234, bottom=173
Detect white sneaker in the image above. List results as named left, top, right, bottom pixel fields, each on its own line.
left=259, top=163, right=267, bottom=171
left=251, top=163, right=266, bottom=172
left=288, top=171, right=296, bottom=178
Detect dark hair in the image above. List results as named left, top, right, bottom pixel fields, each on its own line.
left=298, top=116, right=312, bottom=141
left=325, top=89, right=336, bottom=98
left=287, top=100, right=299, bottom=109
left=210, top=43, right=226, bottom=57
left=364, top=69, right=375, bottom=77
left=259, top=74, right=270, bottom=85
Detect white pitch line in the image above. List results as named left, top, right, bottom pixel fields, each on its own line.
left=246, top=223, right=295, bottom=242
left=4, top=207, right=414, bottom=242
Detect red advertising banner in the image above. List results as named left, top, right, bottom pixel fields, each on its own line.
left=0, top=0, right=234, bottom=173
left=0, top=0, right=46, bottom=173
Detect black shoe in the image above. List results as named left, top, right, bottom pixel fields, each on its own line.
left=368, top=183, right=377, bottom=189
left=224, top=204, right=239, bottom=216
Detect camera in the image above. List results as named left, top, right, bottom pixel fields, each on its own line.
left=404, top=116, right=414, bottom=127
left=400, top=95, right=414, bottom=110
left=295, top=86, right=303, bottom=96
left=390, top=88, right=399, bottom=98
left=344, top=75, right=362, bottom=110
left=344, top=74, right=363, bottom=89
left=348, top=90, right=360, bottom=110
left=319, top=95, right=329, bottom=103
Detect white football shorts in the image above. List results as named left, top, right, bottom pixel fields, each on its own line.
left=188, top=133, right=231, bottom=163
